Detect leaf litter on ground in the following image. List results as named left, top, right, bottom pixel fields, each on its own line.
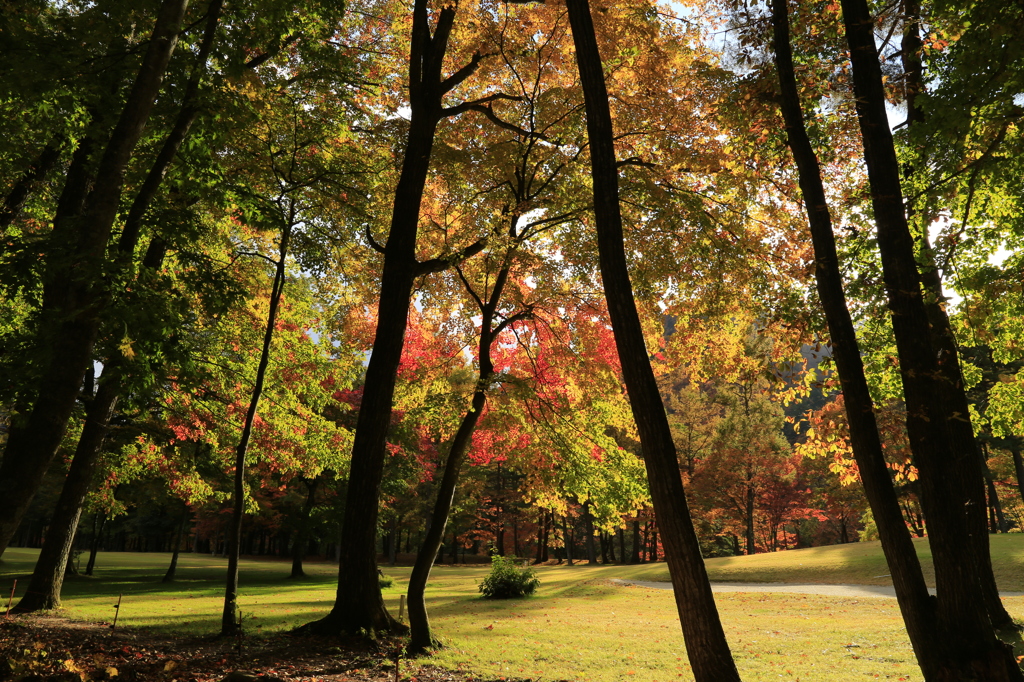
left=0, top=614, right=538, bottom=682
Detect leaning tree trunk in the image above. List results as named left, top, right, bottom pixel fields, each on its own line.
left=840, top=0, right=1022, bottom=676
left=407, top=238, right=529, bottom=653
left=220, top=222, right=291, bottom=637
left=898, top=2, right=1013, bottom=630
left=770, top=1, right=943, bottom=675
left=0, top=0, right=190, bottom=558
left=565, top=1, right=740, bottom=678
left=13, top=376, right=119, bottom=612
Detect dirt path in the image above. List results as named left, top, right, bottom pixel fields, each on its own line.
left=610, top=578, right=1024, bottom=599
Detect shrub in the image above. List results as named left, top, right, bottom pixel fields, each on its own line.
left=478, top=555, right=540, bottom=599
left=378, top=573, right=394, bottom=589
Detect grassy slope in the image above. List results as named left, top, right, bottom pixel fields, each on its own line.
left=629, top=534, right=1024, bottom=590
left=3, top=539, right=1024, bottom=682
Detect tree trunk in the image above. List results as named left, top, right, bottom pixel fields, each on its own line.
left=630, top=519, right=641, bottom=564
left=564, top=515, right=574, bottom=566
left=534, top=510, right=546, bottom=565
left=584, top=501, right=598, bottom=565
left=745, top=481, right=756, bottom=555
left=0, top=0, right=190, bottom=558
left=407, top=389, right=486, bottom=652
left=897, top=0, right=1013, bottom=632
left=13, top=377, right=120, bottom=612
left=0, top=141, right=62, bottom=231
left=221, top=222, right=291, bottom=637
left=565, top=1, right=740, bottom=677
left=290, top=476, right=320, bottom=579
left=1012, top=448, right=1024, bottom=503
left=618, top=526, right=625, bottom=564
left=307, top=0, right=485, bottom=636
left=770, top=1, right=984, bottom=674
left=980, top=444, right=1007, bottom=533
left=85, top=513, right=105, bottom=576
left=839, top=0, right=1022, bottom=675
left=163, top=507, right=190, bottom=583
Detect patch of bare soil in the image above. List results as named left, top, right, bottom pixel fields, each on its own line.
left=0, top=614, right=530, bottom=682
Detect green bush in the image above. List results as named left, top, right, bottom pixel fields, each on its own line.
left=379, top=573, right=394, bottom=589
left=478, top=555, right=540, bottom=599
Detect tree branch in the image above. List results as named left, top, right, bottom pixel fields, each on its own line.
left=414, top=237, right=487, bottom=276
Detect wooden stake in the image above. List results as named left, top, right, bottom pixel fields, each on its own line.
left=399, top=594, right=405, bottom=622
left=5, top=580, right=16, bottom=617
left=111, top=593, right=122, bottom=628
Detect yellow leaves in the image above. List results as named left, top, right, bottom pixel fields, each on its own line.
left=118, top=333, right=136, bottom=360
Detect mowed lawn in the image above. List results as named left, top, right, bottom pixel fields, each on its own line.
left=4, top=537, right=1024, bottom=682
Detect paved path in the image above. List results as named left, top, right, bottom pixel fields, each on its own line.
left=610, top=578, right=1024, bottom=599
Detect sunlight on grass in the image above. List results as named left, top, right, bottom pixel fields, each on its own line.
left=5, top=540, right=1024, bottom=681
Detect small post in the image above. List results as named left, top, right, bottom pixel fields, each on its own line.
left=5, top=580, right=16, bottom=617
left=394, top=645, right=401, bottom=682
left=399, top=594, right=406, bottom=622
left=111, top=593, right=122, bottom=629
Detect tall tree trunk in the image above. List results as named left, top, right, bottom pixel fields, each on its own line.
left=839, top=0, right=1022, bottom=675
left=0, top=141, right=62, bottom=231
left=564, top=514, right=574, bottom=566
left=980, top=444, right=1007, bottom=533
left=408, top=242, right=529, bottom=654
left=290, top=476, right=320, bottom=579
left=307, top=0, right=485, bottom=636
left=85, top=512, right=105, bottom=576
left=771, top=0, right=993, bottom=674
left=1012, top=448, right=1024, bottom=503
left=618, top=526, right=625, bottom=564
left=534, top=510, right=545, bottom=565
left=565, top=1, right=739, bottom=677
left=220, top=222, right=291, bottom=637
left=13, top=377, right=120, bottom=612
left=584, top=501, right=598, bottom=565
left=630, top=519, right=641, bottom=564
left=0, top=0, right=190, bottom=558
left=744, top=481, right=755, bottom=555
left=898, top=0, right=1012, bottom=632
left=163, top=506, right=190, bottom=583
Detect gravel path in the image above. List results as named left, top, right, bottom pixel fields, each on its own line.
left=610, top=578, right=1024, bottom=599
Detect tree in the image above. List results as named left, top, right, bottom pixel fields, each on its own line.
left=0, top=0, right=191, bottom=557
left=564, top=0, right=740, bottom=679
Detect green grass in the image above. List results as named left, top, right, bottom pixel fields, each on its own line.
left=625, top=534, right=1024, bottom=591
left=4, top=541, right=1024, bottom=682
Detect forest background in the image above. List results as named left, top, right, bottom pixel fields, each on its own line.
left=1, top=0, right=1023, bottom=663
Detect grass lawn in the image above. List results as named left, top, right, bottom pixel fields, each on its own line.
left=3, top=539, right=1024, bottom=682
left=630, top=534, right=1024, bottom=591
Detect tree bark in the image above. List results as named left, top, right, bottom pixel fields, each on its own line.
left=221, top=221, right=291, bottom=637
left=305, top=0, right=485, bottom=636
left=840, top=0, right=1022, bottom=675
left=565, top=1, right=740, bottom=677
left=0, top=0, right=190, bottom=557
left=584, top=501, right=598, bottom=565
left=13, top=377, right=119, bottom=612
left=898, top=4, right=1012, bottom=630
left=163, top=506, right=191, bottom=583
left=290, top=476, right=320, bottom=579
left=769, top=3, right=943, bottom=673
left=0, top=141, right=62, bottom=231
left=85, top=512, right=105, bottom=576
